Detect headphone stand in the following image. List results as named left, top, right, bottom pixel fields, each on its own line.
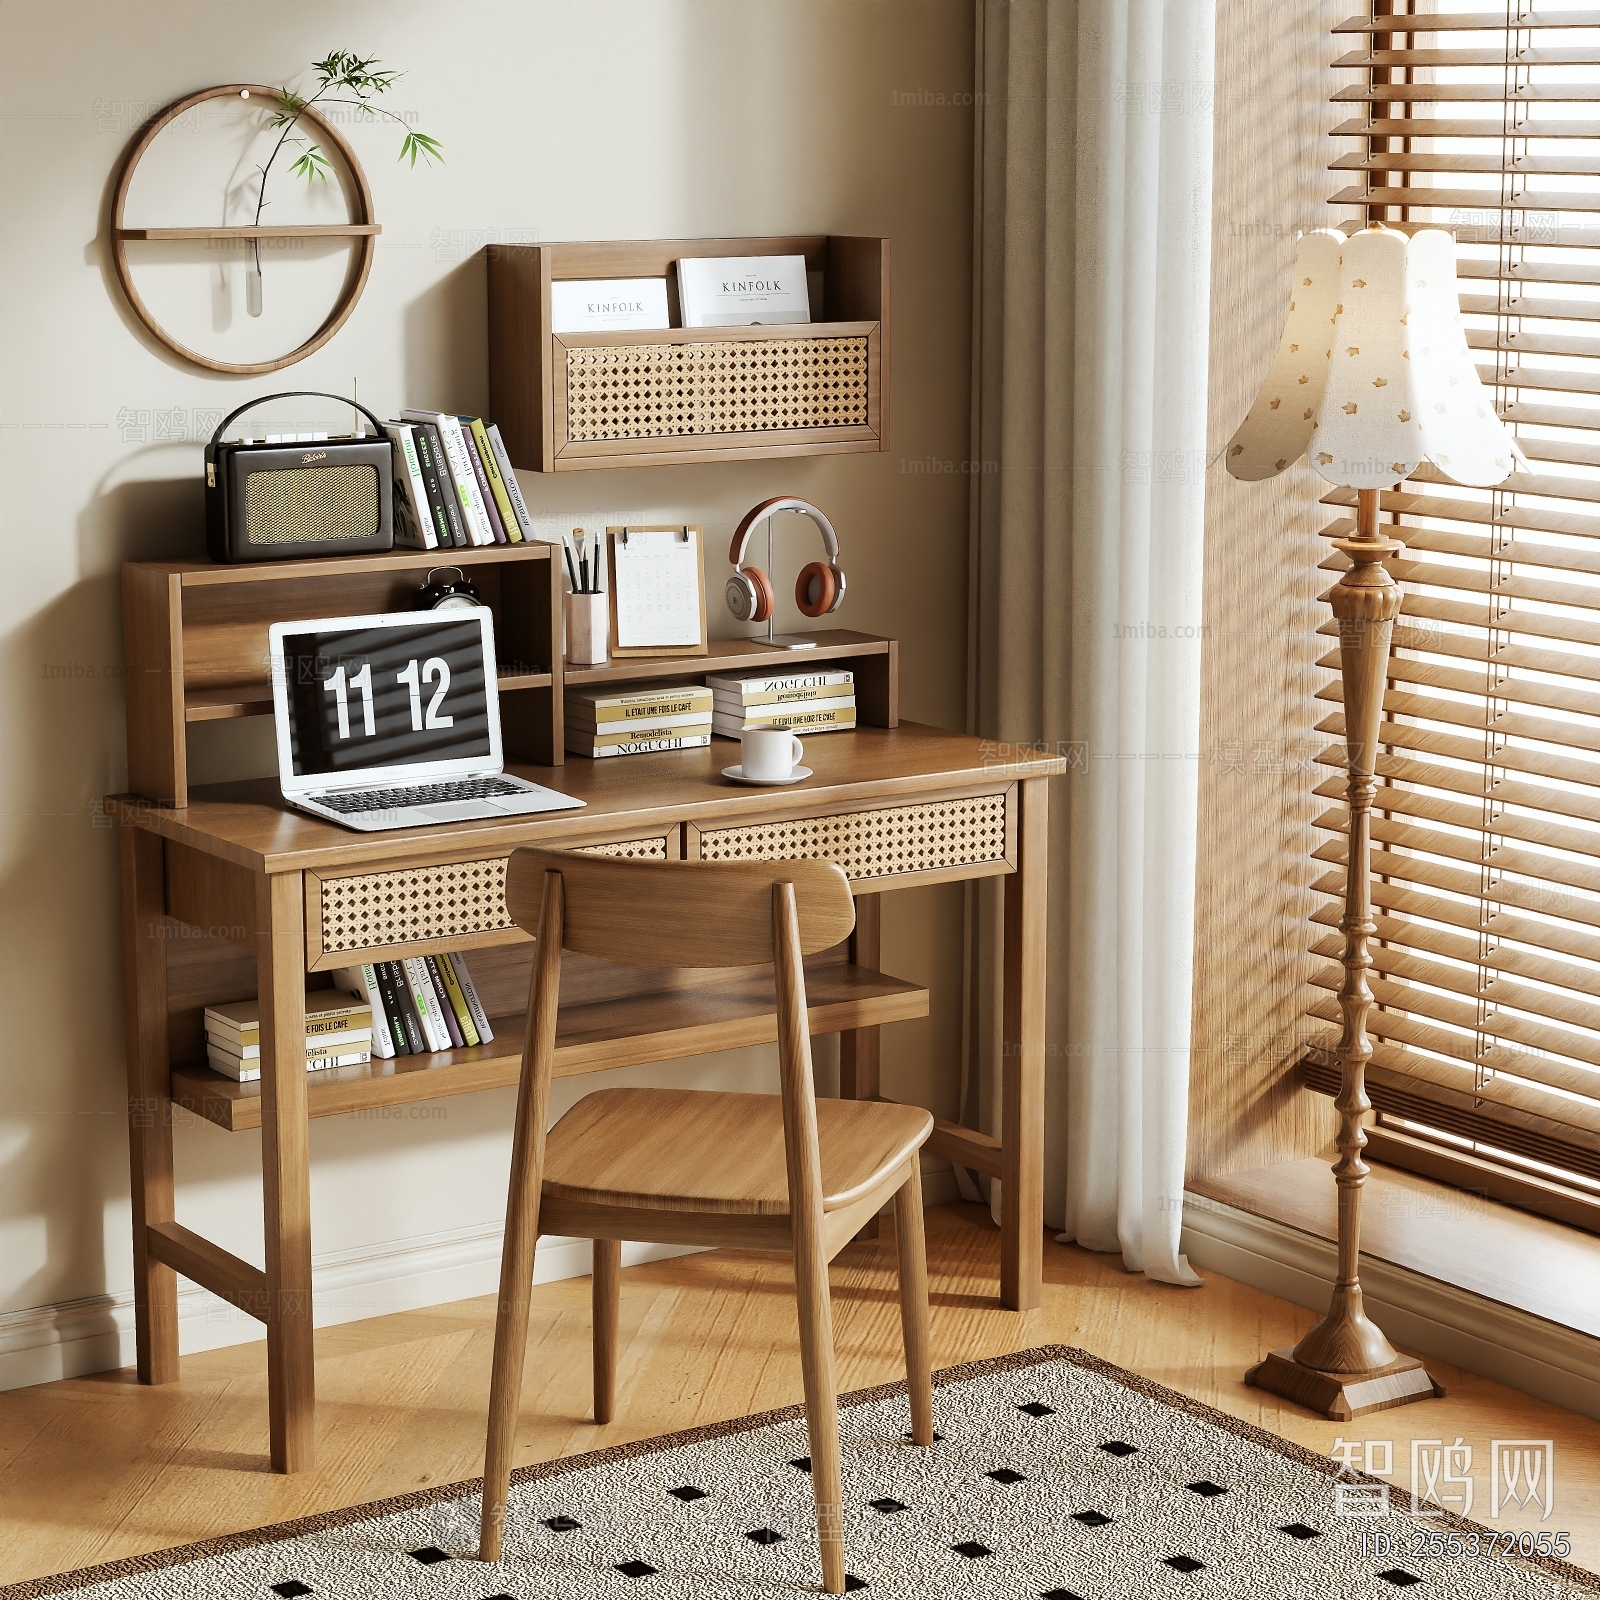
left=749, top=513, right=820, bottom=649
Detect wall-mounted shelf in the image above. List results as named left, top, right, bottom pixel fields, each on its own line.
left=488, top=234, right=890, bottom=472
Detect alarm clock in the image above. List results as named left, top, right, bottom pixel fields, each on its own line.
left=414, top=567, right=484, bottom=612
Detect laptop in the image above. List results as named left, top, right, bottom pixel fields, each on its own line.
left=269, top=609, right=585, bottom=832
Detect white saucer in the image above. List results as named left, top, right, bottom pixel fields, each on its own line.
left=721, top=765, right=813, bottom=786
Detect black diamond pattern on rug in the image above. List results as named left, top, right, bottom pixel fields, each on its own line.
left=1187, top=1479, right=1228, bottom=1497
left=902, top=1429, right=945, bottom=1441
left=1072, top=1510, right=1113, bottom=1528
left=542, top=1516, right=582, bottom=1533
left=789, top=1456, right=812, bottom=1473
left=1379, top=1572, right=1423, bottom=1588
left=1017, top=1401, right=1056, bottom=1417
left=952, top=1540, right=993, bottom=1558
left=667, top=1485, right=708, bottom=1502
left=986, top=1467, right=1028, bottom=1484
left=746, top=1528, right=785, bottom=1545
left=1280, top=1522, right=1321, bottom=1540
left=1165, top=1555, right=1206, bottom=1573
left=869, top=1497, right=908, bottom=1514
left=270, top=1585, right=312, bottom=1598
left=1041, top=1590, right=1087, bottom=1600
left=1098, top=1440, right=1137, bottom=1456
left=616, top=1560, right=658, bottom=1578
left=844, top=1578, right=868, bottom=1593
left=407, top=1547, right=450, bottom=1564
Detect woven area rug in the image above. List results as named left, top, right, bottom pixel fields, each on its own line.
left=5, top=1345, right=1594, bottom=1599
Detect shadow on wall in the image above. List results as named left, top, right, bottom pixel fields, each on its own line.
left=0, top=468, right=204, bottom=1314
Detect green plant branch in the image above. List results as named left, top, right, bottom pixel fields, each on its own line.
left=243, top=51, right=442, bottom=279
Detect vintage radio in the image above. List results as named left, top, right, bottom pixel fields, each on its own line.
left=204, top=391, right=394, bottom=563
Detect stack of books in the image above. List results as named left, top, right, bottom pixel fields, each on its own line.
left=333, top=955, right=495, bottom=1058
left=385, top=410, right=537, bottom=550
left=708, top=666, right=857, bottom=739
left=203, top=990, right=373, bottom=1082
left=565, top=681, right=713, bottom=758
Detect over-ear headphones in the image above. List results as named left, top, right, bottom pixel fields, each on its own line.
left=726, top=497, right=847, bottom=624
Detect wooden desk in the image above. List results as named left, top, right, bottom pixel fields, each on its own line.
left=110, top=723, right=1062, bottom=1472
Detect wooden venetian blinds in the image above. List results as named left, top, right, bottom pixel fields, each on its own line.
left=1302, top=4, right=1600, bottom=1190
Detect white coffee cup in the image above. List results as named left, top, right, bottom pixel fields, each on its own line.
left=741, top=727, right=804, bottom=781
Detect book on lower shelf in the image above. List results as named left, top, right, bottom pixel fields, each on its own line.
left=331, top=954, right=494, bottom=1061
left=564, top=680, right=713, bottom=758
left=202, top=990, right=373, bottom=1083
left=203, top=954, right=496, bottom=1081
left=705, top=668, right=857, bottom=738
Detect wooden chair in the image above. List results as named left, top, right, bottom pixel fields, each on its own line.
left=477, top=847, right=936, bottom=1593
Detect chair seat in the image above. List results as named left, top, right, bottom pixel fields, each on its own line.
left=542, top=1088, right=933, bottom=1217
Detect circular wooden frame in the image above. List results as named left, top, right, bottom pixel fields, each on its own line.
left=110, top=83, right=381, bottom=375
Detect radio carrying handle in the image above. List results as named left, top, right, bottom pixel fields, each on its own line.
left=208, top=391, right=390, bottom=446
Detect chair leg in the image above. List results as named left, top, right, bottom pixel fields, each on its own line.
left=892, top=1160, right=935, bottom=1447
left=793, top=1229, right=847, bottom=1594
left=592, top=1237, right=620, bottom=1424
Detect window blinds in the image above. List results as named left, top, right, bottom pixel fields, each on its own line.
left=1302, top=3, right=1600, bottom=1191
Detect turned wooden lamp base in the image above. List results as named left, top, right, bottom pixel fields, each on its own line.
left=1246, top=1347, right=1444, bottom=1421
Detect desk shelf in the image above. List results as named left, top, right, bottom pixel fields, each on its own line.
left=169, top=960, right=929, bottom=1132
left=125, top=544, right=562, bottom=806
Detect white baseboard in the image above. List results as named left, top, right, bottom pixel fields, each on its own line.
left=0, top=1228, right=697, bottom=1394
left=0, top=1159, right=962, bottom=1395
left=1182, top=1192, right=1600, bottom=1423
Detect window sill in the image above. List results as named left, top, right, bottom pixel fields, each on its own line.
left=1188, top=1157, right=1600, bottom=1341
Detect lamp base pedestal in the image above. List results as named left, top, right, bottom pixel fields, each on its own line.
left=1245, top=1347, right=1444, bottom=1421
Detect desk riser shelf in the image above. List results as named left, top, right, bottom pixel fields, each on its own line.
left=125, top=542, right=899, bottom=808
left=125, top=546, right=563, bottom=807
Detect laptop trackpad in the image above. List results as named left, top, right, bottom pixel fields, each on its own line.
left=418, top=801, right=493, bottom=823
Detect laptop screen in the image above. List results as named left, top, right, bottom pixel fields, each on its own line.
left=277, top=615, right=494, bottom=779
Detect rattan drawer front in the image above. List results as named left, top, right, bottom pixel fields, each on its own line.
left=575, top=835, right=673, bottom=861
left=565, top=336, right=869, bottom=442
left=315, top=835, right=671, bottom=956
left=694, top=793, right=1009, bottom=884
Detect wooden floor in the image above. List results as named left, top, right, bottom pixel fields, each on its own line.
left=3, top=1204, right=1598, bottom=1587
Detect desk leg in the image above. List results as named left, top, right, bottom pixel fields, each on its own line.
left=120, top=824, right=179, bottom=1384
left=840, top=892, right=882, bottom=1240
left=257, top=871, right=315, bottom=1473
left=1001, top=778, right=1048, bottom=1311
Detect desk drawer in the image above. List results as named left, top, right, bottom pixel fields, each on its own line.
left=306, top=831, right=675, bottom=969
left=688, top=788, right=1013, bottom=891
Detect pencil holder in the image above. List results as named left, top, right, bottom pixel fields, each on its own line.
left=566, top=590, right=608, bottom=665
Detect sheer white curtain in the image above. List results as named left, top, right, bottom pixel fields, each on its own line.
left=965, top=0, right=1213, bottom=1286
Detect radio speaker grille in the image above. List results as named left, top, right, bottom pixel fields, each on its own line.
left=244, top=463, right=380, bottom=546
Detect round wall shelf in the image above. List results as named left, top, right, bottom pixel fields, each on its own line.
left=110, top=83, right=382, bottom=375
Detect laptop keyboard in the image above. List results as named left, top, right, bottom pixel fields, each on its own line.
left=317, top=777, right=525, bottom=814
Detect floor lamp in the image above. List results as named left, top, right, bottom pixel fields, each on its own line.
left=1224, top=223, right=1525, bottom=1420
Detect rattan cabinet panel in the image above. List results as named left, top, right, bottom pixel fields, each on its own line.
left=566, top=336, right=869, bottom=442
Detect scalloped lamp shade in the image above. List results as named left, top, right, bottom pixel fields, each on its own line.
left=1225, top=224, right=1524, bottom=491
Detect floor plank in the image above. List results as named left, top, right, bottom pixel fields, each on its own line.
left=1, top=1204, right=1596, bottom=1586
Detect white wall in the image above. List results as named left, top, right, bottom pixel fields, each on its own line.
left=0, top=0, right=977, bottom=1384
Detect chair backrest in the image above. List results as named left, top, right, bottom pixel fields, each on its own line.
left=501, top=848, right=854, bottom=1234
left=504, top=848, right=855, bottom=967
